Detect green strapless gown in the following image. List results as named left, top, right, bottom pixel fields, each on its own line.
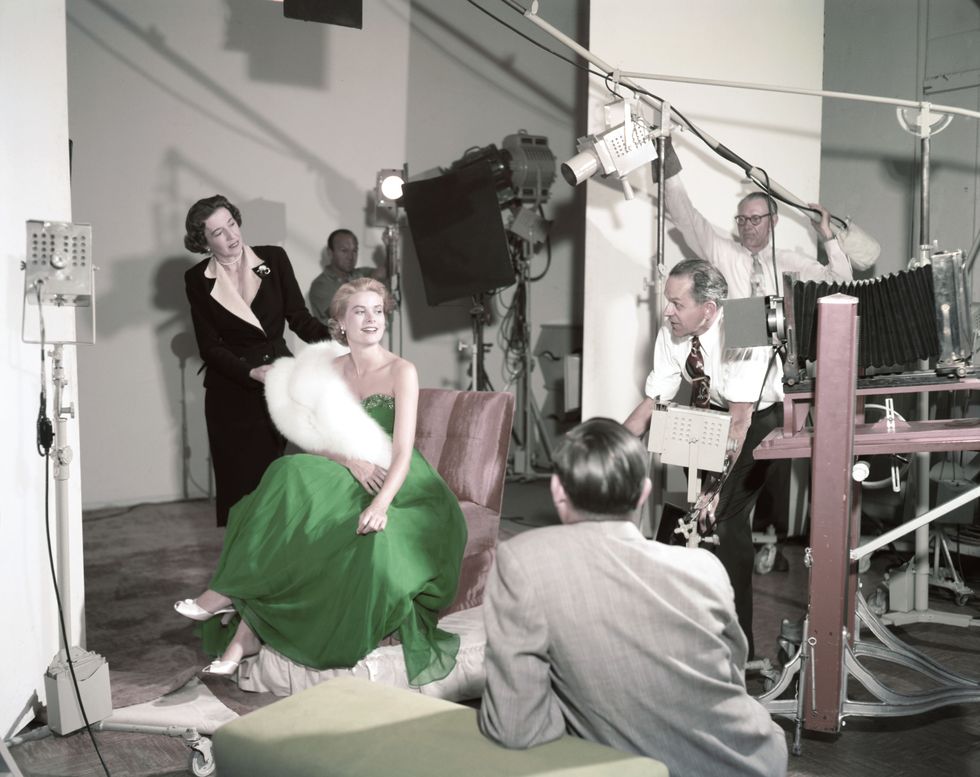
left=199, top=394, right=468, bottom=686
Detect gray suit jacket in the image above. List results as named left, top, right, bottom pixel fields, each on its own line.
left=478, top=520, right=787, bottom=777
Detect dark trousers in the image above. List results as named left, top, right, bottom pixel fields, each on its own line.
left=206, top=384, right=285, bottom=527
left=712, top=403, right=781, bottom=660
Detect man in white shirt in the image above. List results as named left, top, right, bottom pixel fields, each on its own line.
left=625, top=259, right=782, bottom=658
left=657, top=138, right=853, bottom=300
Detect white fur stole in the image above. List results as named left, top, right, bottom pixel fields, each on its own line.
left=264, top=341, right=392, bottom=467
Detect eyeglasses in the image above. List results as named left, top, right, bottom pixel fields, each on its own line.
left=734, top=214, right=772, bottom=227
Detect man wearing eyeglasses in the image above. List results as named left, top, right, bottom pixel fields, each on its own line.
left=656, top=138, right=853, bottom=299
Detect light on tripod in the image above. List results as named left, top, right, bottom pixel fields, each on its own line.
left=374, top=168, right=405, bottom=224
left=396, top=133, right=557, bottom=475
left=444, top=132, right=555, bottom=247
left=378, top=171, right=404, bottom=202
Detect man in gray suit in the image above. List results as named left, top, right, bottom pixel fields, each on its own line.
left=478, top=418, right=787, bottom=777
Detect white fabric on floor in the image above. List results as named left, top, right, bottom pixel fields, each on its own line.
left=237, top=605, right=486, bottom=701
left=104, top=677, right=237, bottom=734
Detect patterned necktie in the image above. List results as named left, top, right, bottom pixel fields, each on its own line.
left=750, top=252, right=765, bottom=297
left=686, top=335, right=710, bottom=409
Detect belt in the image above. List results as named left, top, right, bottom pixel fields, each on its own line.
left=709, top=402, right=777, bottom=415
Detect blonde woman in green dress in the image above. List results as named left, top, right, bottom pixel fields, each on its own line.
left=175, top=278, right=467, bottom=687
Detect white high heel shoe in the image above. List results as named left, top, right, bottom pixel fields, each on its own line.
left=174, top=598, right=235, bottom=622
left=201, top=659, right=240, bottom=677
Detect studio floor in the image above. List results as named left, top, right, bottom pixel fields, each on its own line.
left=7, top=477, right=980, bottom=776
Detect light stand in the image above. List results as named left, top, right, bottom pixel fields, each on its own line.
left=21, top=221, right=217, bottom=776
left=382, top=221, right=403, bottom=354
left=21, top=220, right=111, bottom=738
left=507, top=237, right=553, bottom=478
left=498, top=132, right=557, bottom=477
left=882, top=106, right=977, bottom=629
left=461, top=294, right=493, bottom=391
left=376, top=167, right=408, bottom=355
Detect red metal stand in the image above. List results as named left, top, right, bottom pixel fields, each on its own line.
left=754, top=294, right=980, bottom=749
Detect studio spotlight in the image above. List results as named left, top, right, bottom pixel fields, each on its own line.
left=379, top=172, right=404, bottom=201
left=449, top=144, right=515, bottom=208
left=561, top=103, right=658, bottom=199
left=375, top=168, right=405, bottom=220
left=502, top=131, right=556, bottom=206
left=448, top=131, right=556, bottom=212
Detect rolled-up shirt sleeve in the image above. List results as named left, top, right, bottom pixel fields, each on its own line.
left=644, top=326, right=684, bottom=402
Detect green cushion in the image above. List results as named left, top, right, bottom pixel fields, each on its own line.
left=213, top=677, right=668, bottom=776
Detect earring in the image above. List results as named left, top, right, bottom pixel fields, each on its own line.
left=340, top=328, right=346, bottom=335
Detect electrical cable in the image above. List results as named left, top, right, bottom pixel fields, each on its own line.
left=35, top=284, right=54, bottom=456
left=482, top=0, right=851, bottom=231
left=494, top=206, right=552, bottom=387
left=466, top=0, right=605, bottom=79
left=526, top=204, right=552, bottom=282
left=496, top=235, right=533, bottom=388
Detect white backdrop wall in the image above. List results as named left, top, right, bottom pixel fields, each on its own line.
left=1, top=0, right=83, bottom=738
left=66, top=0, right=585, bottom=509
left=582, top=1, right=828, bottom=423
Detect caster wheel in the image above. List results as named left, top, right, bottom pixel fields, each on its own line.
left=867, top=587, right=888, bottom=617
left=956, top=593, right=971, bottom=607
left=754, top=544, right=776, bottom=575
left=191, top=750, right=215, bottom=777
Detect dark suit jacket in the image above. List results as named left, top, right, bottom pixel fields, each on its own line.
left=185, top=245, right=329, bottom=391
left=185, top=245, right=329, bottom=524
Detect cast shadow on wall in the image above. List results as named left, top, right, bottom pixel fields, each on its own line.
left=78, top=1, right=360, bottom=222
left=222, top=0, right=326, bottom=89
left=153, top=255, right=212, bottom=502
left=407, top=0, right=574, bottom=124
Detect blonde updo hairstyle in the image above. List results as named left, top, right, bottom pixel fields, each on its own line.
left=328, top=277, right=393, bottom=346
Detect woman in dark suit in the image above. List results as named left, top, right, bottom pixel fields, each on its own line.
left=184, top=194, right=329, bottom=525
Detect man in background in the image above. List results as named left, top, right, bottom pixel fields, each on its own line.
left=308, top=229, right=385, bottom=323
left=657, top=137, right=853, bottom=299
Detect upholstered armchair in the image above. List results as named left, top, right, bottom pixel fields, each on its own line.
left=415, top=388, right=514, bottom=616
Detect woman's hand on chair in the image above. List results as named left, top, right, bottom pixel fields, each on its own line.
left=347, top=459, right=387, bottom=494
left=357, top=504, right=388, bottom=534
